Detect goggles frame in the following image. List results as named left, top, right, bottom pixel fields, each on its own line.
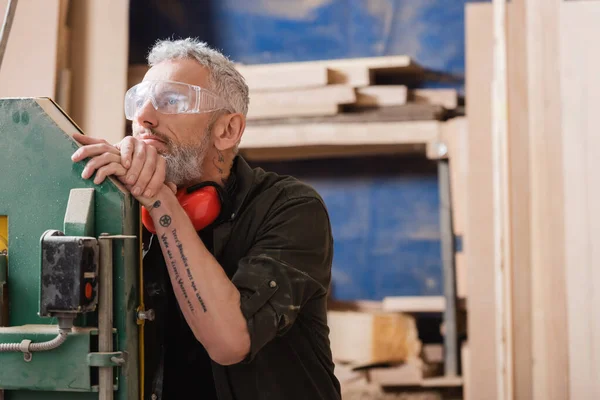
left=124, top=79, right=230, bottom=120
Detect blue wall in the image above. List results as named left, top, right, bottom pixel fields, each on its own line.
left=250, top=156, right=443, bottom=301
left=130, top=0, right=469, bottom=89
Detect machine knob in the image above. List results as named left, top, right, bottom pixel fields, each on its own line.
left=137, top=309, right=155, bottom=321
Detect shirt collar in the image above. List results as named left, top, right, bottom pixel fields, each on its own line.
left=224, top=155, right=255, bottom=220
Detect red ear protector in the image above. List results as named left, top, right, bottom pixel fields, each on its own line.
left=141, top=182, right=226, bottom=234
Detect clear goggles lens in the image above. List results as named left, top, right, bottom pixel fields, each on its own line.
left=124, top=80, right=227, bottom=120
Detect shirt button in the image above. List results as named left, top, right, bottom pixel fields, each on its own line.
left=269, top=280, right=277, bottom=288
left=230, top=213, right=236, bottom=220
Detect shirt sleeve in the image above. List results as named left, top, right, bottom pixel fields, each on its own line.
left=230, top=196, right=333, bottom=363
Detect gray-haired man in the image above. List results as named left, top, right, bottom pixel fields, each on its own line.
left=72, top=38, right=341, bottom=400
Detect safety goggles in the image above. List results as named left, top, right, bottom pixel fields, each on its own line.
left=124, top=80, right=229, bottom=120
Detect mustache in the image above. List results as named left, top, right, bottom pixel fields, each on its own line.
left=148, top=128, right=170, bottom=143
left=137, top=128, right=171, bottom=145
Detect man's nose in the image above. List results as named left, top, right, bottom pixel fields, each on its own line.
left=135, top=99, right=159, bottom=128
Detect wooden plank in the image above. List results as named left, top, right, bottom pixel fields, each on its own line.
left=247, top=104, right=446, bottom=126
left=239, top=143, right=429, bottom=162
left=235, top=62, right=329, bottom=91
left=236, top=55, right=421, bottom=90
left=525, top=0, right=569, bottom=399
left=367, top=362, right=424, bottom=386
left=240, top=120, right=441, bottom=150
left=327, top=310, right=421, bottom=366
left=560, top=2, right=600, bottom=399
left=247, top=85, right=355, bottom=120
left=326, top=55, right=420, bottom=87
left=491, top=0, right=513, bottom=397
left=464, top=4, right=498, bottom=400
left=411, top=89, right=458, bottom=110
left=461, top=342, right=470, bottom=400
left=381, top=296, right=445, bottom=313
left=0, top=0, right=61, bottom=98
left=505, top=1, right=533, bottom=399
left=354, top=85, right=408, bottom=107
left=421, top=376, right=463, bottom=388
left=69, top=0, right=129, bottom=143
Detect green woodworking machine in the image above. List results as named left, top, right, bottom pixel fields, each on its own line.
left=0, top=97, right=145, bottom=400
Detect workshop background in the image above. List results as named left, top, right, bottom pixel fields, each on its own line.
left=0, top=0, right=598, bottom=399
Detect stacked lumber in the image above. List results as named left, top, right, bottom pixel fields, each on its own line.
left=235, top=57, right=462, bottom=161
left=327, top=301, right=463, bottom=393
left=237, top=56, right=460, bottom=121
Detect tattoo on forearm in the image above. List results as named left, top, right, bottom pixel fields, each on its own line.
left=160, top=232, right=195, bottom=312
left=172, top=229, right=207, bottom=312
left=159, top=215, right=171, bottom=227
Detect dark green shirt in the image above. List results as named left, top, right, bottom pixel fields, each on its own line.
left=142, top=155, right=341, bottom=400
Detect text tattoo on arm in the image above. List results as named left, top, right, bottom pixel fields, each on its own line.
left=160, top=232, right=195, bottom=312
left=159, top=227, right=208, bottom=313
left=173, top=229, right=207, bottom=312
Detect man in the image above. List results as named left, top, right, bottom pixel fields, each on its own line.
left=71, top=38, right=341, bottom=400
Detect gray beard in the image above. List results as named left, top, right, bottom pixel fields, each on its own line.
left=162, top=132, right=211, bottom=186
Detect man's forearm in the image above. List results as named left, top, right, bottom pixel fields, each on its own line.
left=148, top=191, right=250, bottom=365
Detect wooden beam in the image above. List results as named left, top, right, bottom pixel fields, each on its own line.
left=247, top=85, right=355, bottom=120
left=491, top=0, right=513, bottom=397
left=465, top=4, right=498, bottom=399
left=236, top=55, right=420, bottom=90
left=381, top=296, right=445, bottom=313
left=560, top=2, right=600, bottom=398
left=506, top=1, right=533, bottom=399
left=327, top=310, right=421, bottom=366
left=525, top=0, right=569, bottom=399
left=240, top=120, right=441, bottom=150
left=235, top=62, right=328, bottom=91
left=69, top=0, right=129, bottom=143
left=411, top=89, right=458, bottom=110
left=354, top=85, right=408, bottom=107
left=0, top=0, right=61, bottom=98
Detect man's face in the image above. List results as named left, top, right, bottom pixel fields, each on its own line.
left=131, top=58, right=216, bottom=186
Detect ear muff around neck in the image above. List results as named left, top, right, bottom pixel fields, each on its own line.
left=141, top=182, right=225, bottom=234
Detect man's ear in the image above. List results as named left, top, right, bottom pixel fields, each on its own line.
left=212, top=113, right=245, bottom=151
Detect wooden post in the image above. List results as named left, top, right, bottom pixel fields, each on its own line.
left=69, top=0, right=129, bottom=143
left=560, top=2, right=600, bottom=398
left=491, top=0, right=513, bottom=398
left=524, top=0, right=569, bottom=399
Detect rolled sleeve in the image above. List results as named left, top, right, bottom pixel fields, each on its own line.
left=231, top=197, right=333, bottom=363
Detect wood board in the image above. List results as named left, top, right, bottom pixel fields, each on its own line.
left=411, top=89, right=458, bottom=110
left=69, top=0, right=129, bottom=143
left=247, top=84, right=355, bottom=120
left=327, top=310, right=421, bottom=366
left=381, top=296, right=445, bottom=313
left=241, top=120, right=440, bottom=148
left=464, top=4, right=498, bottom=400
left=506, top=1, right=533, bottom=399
left=354, top=85, right=408, bottom=107
left=0, top=0, right=61, bottom=99
left=236, top=55, right=422, bottom=90
left=525, top=0, right=569, bottom=399
left=560, top=2, right=600, bottom=399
